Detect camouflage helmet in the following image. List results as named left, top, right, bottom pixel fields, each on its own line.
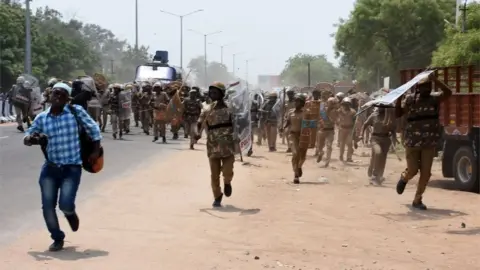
left=124, top=84, right=133, bottom=90
left=153, top=81, right=162, bottom=88
left=16, top=76, right=25, bottom=84
left=321, top=90, right=333, bottom=98
left=112, top=83, right=122, bottom=89
left=341, top=97, right=352, bottom=104
left=294, top=93, right=306, bottom=103
left=209, top=82, right=226, bottom=93
left=268, top=91, right=278, bottom=98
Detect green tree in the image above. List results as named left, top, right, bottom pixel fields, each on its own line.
left=280, top=53, right=345, bottom=86
left=334, top=0, right=456, bottom=89
left=432, top=2, right=480, bottom=66
left=187, top=56, right=234, bottom=86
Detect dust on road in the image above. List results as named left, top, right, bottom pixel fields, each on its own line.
left=0, top=140, right=478, bottom=270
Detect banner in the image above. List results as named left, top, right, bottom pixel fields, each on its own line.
left=228, top=87, right=252, bottom=156
left=357, top=70, right=434, bottom=115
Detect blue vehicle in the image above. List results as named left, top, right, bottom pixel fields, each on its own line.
left=134, top=51, right=184, bottom=83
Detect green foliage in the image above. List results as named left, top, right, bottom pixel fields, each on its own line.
left=187, top=56, right=234, bottom=86
left=432, top=2, right=480, bottom=66
left=0, top=2, right=150, bottom=92
left=334, top=0, right=456, bottom=89
left=279, top=53, right=346, bottom=86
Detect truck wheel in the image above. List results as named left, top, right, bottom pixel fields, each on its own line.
left=452, top=146, right=479, bottom=192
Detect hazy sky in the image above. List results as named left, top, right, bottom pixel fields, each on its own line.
left=30, top=0, right=355, bottom=83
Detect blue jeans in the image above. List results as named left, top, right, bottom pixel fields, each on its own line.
left=39, top=163, right=82, bottom=241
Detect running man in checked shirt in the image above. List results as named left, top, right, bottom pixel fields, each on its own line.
left=24, top=82, right=102, bottom=252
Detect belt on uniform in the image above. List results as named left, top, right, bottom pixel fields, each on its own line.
left=372, top=132, right=390, bottom=137
left=207, top=122, right=233, bottom=131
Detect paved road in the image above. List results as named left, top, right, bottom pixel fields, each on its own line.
left=0, top=123, right=188, bottom=245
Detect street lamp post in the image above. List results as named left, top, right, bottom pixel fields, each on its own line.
left=245, top=58, right=254, bottom=90
left=232, top=52, right=244, bottom=78
left=25, top=0, right=32, bottom=74
left=159, top=9, right=204, bottom=69
left=209, top=42, right=234, bottom=65
left=188, top=29, right=222, bottom=87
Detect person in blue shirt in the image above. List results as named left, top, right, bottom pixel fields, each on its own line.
left=24, top=82, right=102, bottom=251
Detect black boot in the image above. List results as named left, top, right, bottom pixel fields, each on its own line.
left=224, top=184, right=232, bottom=197
left=412, top=200, right=427, bottom=210
left=162, top=136, right=166, bottom=143
left=49, top=240, right=64, bottom=252
left=396, top=176, right=407, bottom=194
left=213, top=194, right=223, bottom=207
left=153, top=136, right=158, bottom=142
left=173, top=133, right=178, bottom=140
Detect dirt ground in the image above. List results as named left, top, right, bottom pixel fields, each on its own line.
left=0, top=137, right=479, bottom=270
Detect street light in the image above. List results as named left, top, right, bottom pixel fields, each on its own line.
left=209, top=42, right=234, bottom=65
left=245, top=58, right=254, bottom=90
left=159, top=9, right=204, bottom=69
left=232, top=52, right=244, bottom=78
left=188, top=29, right=222, bottom=87
left=25, top=0, right=32, bottom=74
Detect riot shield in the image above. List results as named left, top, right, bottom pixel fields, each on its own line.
left=271, top=88, right=285, bottom=126
left=118, top=90, right=132, bottom=121
left=228, top=87, right=252, bottom=156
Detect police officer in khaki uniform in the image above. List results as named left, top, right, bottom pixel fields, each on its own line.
left=336, top=97, right=356, bottom=162
left=282, top=94, right=307, bottom=184
left=395, top=78, right=452, bottom=210
left=316, top=96, right=338, bottom=167
left=282, top=89, right=296, bottom=152
left=196, top=82, right=235, bottom=207
left=361, top=107, right=396, bottom=185
left=260, top=92, right=279, bottom=151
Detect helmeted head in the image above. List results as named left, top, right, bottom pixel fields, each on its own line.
left=48, top=77, right=58, bottom=88
left=23, top=81, right=32, bottom=89
left=268, top=91, right=278, bottom=100
left=294, top=93, right=306, bottom=109
left=124, top=84, right=133, bottom=91
left=341, top=97, right=352, bottom=107
left=208, top=82, right=226, bottom=101
left=16, top=76, right=25, bottom=85
left=417, top=78, right=432, bottom=97
left=327, top=97, right=337, bottom=107
left=336, top=92, right=345, bottom=101
left=312, top=88, right=321, bottom=99
left=142, top=82, right=152, bottom=93
left=286, top=88, right=295, bottom=99
left=189, top=89, right=198, bottom=99
left=112, top=83, right=122, bottom=93
left=153, top=82, right=162, bottom=92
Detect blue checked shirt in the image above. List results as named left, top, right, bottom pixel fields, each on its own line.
left=25, top=104, right=102, bottom=165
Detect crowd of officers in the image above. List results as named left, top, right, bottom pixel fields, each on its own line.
left=6, top=74, right=451, bottom=210
left=42, top=78, right=206, bottom=149
left=250, top=76, right=451, bottom=211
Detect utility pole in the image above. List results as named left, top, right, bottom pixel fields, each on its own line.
left=135, top=0, right=139, bottom=50
left=188, top=29, right=221, bottom=87
left=307, top=62, right=311, bottom=87
left=110, top=59, right=114, bottom=77
left=160, top=9, right=204, bottom=69
left=25, top=0, right=32, bottom=74
left=460, top=0, right=468, bottom=33
left=232, top=52, right=244, bottom=78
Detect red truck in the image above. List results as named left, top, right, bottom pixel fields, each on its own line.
left=400, top=65, right=480, bottom=192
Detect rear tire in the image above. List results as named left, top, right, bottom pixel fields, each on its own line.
left=452, top=146, right=479, bottom=192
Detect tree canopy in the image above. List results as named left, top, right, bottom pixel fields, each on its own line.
left=187, top=56, right=234, bottom=86
left=279, top=53, right=346, bottom=86
left=334, top=0, right=457, bottom=89
left=0, top=1, right=150, bottom=92
left=432, top=2, right=480, bottom=66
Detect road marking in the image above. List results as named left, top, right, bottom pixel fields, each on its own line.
left=0, top=136, right=8, bottom=140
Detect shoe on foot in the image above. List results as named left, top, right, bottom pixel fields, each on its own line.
left=162, top=136, right=166, bottom=143
left=212, top=194, right=223, bottom=207
left=49, top=240, right=64, bottom=252
left=286, top=148, right=292, bottom=153
left=316, top=153, right=323, bottom=163
left=224, top=184, right=232, bottom=197
left=293, top=177, right=300, bottom=184
left=396, top=177, right=407, bottom=194
left=113, top=133, right=117, bottom=139
left=153, top=136, right=158, bottom=142
left=190, top=144, right=194, bottom=150
left=412, top=201, right=427, bottom=210
left=17, top=126, right=24, bottom=132
left=65, top=212, right=79, bottom=232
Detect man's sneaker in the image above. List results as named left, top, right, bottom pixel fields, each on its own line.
left=224, top=184, right=232, bottom=197
left=17, top=126, right=24, bottom=132
left=213, top=194, right=223, bottom=207
left=293, top=177, right=300, bottom=184
left=65, top=212, right=79, bottom=232
left=113, top=133, right=117, bottom=139
left=396, top=177, right=407, bottom=194
left=162, top=136, right=167, bottom=143
left=49, top=240, right=64, bottom=252
left=152, top=136, right=158, bottom=142
left=412, top=201, right=427, bottom=210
